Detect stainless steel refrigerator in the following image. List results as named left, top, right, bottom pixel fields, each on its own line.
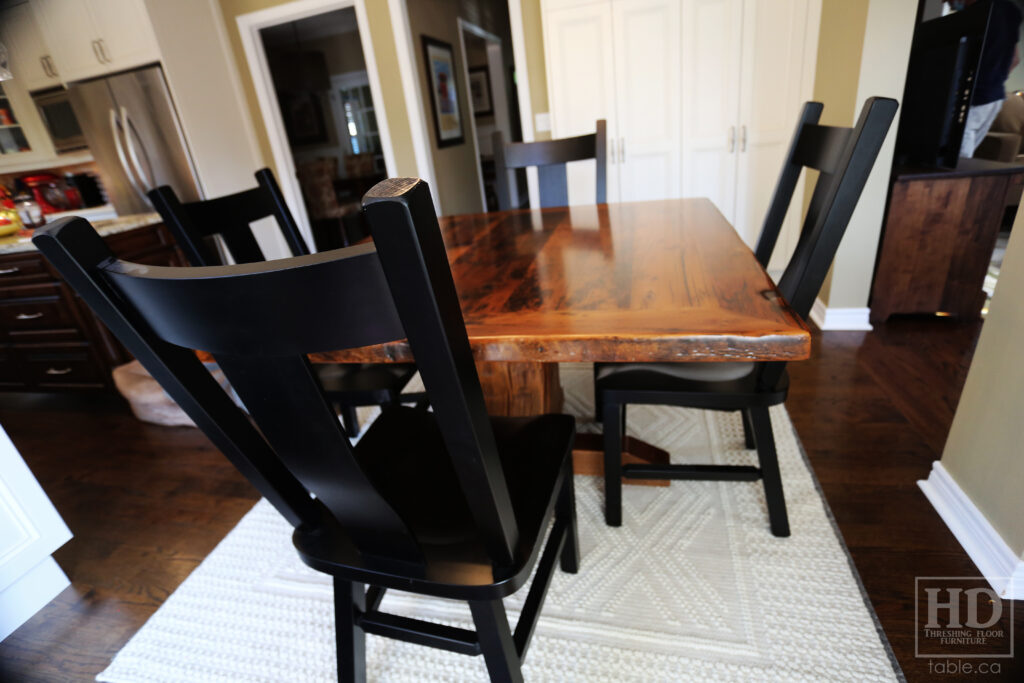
left=68, top=65, right=201, bottom=215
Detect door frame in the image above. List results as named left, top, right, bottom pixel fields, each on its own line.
left=237, top=0, right=398, bottom=249
left=455, top=19, right=509, bottom=211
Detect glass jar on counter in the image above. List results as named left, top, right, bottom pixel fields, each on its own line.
left=14, top=194, right=44, bottom=229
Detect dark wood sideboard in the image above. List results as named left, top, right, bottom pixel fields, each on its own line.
left=870, top=158, right=1024, bottom=323
left=0, top=222, right=185, bottom=392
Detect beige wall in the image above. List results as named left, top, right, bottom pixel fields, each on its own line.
left=406, top=0, right=515, bottom=216
left=941, top=222, right=1024, bottom=556
left=520, top=0, right=550, bottom=141
left=824, top=0, right=916, bottom=309
left=217, top=0, right=419, bottom=186
left=803, top=0, right=870, bottom=302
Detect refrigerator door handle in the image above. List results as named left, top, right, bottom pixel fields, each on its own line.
left=109, top=108, right=148, bottom=202
left=121, top=107, right=154, bottom=193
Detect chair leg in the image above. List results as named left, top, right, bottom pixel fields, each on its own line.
left=593, top=366, right=603, bottom=422
left=558, top=459, right=579, bottom=573
left=334, top=578, right=366, bottom=683
left=741, top=408, right=756, bottom=449
left=748, top=406, right=790, bottom=537
left=602, top=401, right=624, bottom=527
left=341, top=405, right=360, bottom=437
left=469, top=599, right=524, bottom=683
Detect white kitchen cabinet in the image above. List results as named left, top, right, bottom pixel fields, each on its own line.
left=542, top=0, right=819, bottom=268
left=0, top=1, right=61, bottom=91
left=543, top=0, right=619, bottom=205
left=0, top=70, right=58, bottom=170
left=32, top=0, right=159, bottom=84
left=0, top=423, right=72, bottom=641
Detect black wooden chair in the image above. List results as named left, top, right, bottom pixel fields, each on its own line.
left=148, top=168, right=419, bottom=436
left=493, top=120, right=607, bottom=210
left=596, top=97, right=898, bottom=536
left=35, top=178, right=579, bottom=683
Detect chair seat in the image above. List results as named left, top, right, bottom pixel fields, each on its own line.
left=596, top=361, right=754, bottom=382
left=596, top=362, right=788, bottom=409
left=293, top=406, right=575, bottom=600
left=313, top=363, right=417, bottom=402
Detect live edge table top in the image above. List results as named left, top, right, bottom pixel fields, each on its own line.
left=316, top=198, right=810, bottom=364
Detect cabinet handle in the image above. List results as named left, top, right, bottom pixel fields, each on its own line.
left=0, top=267, right=20, bottom=275
left=15, top=312, right=44, bottom=320
left=91, top=40, right=104, bottom=65
left=619, top=138, right=625, bottom=163
left=740, top=125, right=747, bottom=153
left=97, top=39, right=111, bottom=64
left=40, top=56, right=52, bottom=78
left=728, top=125, right=736, bottom=153
left=45, top=56, right=58, bottom=78
left=45, top=367, right=73, bottom=376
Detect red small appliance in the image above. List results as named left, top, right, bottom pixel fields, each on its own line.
left=17, top=173, right=84, bottom=215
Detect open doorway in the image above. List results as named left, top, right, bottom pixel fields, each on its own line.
left=238, top=0, right=394, bottom=252
left=457, top=19, right=527, bottom=211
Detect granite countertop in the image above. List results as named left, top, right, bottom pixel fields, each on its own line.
left=0, top=212, right=164, bottom=255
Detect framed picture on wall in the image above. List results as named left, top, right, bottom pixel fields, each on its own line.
left=468, top=66, right=493, bottom=117
left=421, top=36, right=465, bottom=147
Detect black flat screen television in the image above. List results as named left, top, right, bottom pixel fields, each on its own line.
left=895, top=1, right=992, bottom=168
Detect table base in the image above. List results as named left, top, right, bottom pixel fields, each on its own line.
left=476, top=361, right=669, bottom=487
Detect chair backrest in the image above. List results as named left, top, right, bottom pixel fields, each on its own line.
left=753, top=102, right=825, bottom=267
left=493, top=120, right=607, bottom=210
left=756, top=96, right=898, bottom=388
left=33, top=178, right=519, bottom=570
left=148, top=168, right=309, bottom=267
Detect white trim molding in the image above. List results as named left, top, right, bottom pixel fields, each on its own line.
left=387, top=0, right=441, bottom=212
left=919, top=461, right=1024, bottom=600
left=809, top=297, right=873, bottom=331
left=507, top=0, right=540, bottom=208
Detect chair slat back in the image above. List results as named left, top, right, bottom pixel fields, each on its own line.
left=149, top=168, right=309, bottom=266
left=757, top=97, right=898, bottom=389
left=33, top=178, right=520, bottom=568
left=363, top=179, right=519, bottom=563
left=753, top=102, right=823, bottom=266
left=493, top=120, right=607, bottom=209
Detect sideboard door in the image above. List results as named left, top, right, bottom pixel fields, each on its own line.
left=0, top=424, right=72, bottom=641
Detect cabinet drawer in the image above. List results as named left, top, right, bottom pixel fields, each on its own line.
left=0, top=346, right=26, bottom=388
left=21, top=344, right=104, bottom=388
left=0, top=253, right=54, bottom=288
left=0, top=285, right=81, bottom=336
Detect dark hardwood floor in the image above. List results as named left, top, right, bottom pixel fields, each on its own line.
left=0, top=317, right=1019, bottom=681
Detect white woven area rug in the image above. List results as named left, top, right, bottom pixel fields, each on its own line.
left=98, top=364, right=900, bottom=682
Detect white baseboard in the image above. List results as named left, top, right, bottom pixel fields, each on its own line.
left=918, top=461, right=1024, bottom=599
left=0, top=556, right=69, bottom=641
left=809, top=297, right=873, bottom=331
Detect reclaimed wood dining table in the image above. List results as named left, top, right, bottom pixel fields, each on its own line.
left=317, top=198, right=811, bottom=477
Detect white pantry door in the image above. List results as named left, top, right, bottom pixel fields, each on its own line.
left=734, top=0, right=813, bottom=260
left=611, top=0, right=682, bottom=202
left=0, top=425, right=71, bottom=641
left=680, top=0, right=744, bottom=222
left=544, top=1, right=619, bottom=205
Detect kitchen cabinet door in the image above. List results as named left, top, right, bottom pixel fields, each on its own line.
left=734, top=0, right=813, bottom=260
left=85, top=0, right=160, bottom=74
left=32, top=0, right=158, bottom=83
left=543, top=0, right=620, bottom=205
left=612, top=0, right=682, bottom=202
left=680, top=0, right=743, bottom=223
left=0, top=2, right=60, bottom=91
left=32, top=0, right=106, bottom=83
left=0, top=423, right=72, bottom=640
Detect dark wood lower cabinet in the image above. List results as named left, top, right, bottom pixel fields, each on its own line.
left=0, top=221, right=185, bottom=392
